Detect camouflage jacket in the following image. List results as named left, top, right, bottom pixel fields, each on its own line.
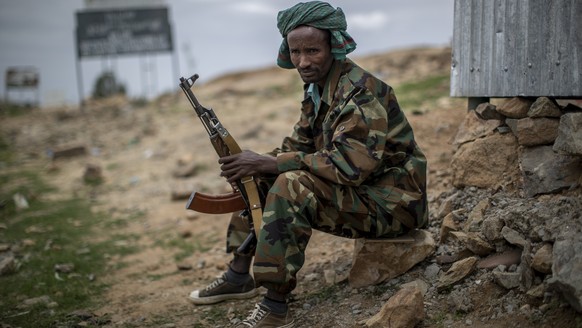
left=271, top=58, right=428, bottom=228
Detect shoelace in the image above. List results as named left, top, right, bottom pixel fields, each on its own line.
left=204, top=275, right=225, bottom=291
left=241, top=304, right=268, bottom=327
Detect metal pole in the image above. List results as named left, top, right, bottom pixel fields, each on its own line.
left=152, top=55, right=158, bottom=98
left=74, top=28, right=85, bottom=111
left=36, top=82, right=40, bottom=108
left=170, top=19, right=180, bottom=99
left=76, top=59, right=85, bottom=111
left=172, top=42, right=180, bottom=83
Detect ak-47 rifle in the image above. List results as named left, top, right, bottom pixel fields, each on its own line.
left=179, top=74, right=262, bottom=252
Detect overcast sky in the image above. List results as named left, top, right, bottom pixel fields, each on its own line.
left=0, top=0, right=454, bottom=107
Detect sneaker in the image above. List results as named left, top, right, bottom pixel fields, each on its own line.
left=233, top=303, right=295, bottom=328
left=188, top=272, right=259, bottom=305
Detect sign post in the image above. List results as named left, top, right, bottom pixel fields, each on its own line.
left=5, top=67, right=40, bottom=107
left=74, top=6, right=176, bottom=108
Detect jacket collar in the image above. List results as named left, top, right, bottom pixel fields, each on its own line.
left=320, top=59, right=344, bottom=106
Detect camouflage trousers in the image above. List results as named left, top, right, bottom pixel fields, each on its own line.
left=225, top=170, right=409, bottom=294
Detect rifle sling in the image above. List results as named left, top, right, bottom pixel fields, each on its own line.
left=220, top=132, right=263, bottom=237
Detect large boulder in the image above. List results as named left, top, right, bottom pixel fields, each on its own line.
left=451, top=132, right=519, bottom=189
left=349, top=230, right=435, bottom=288
left=520, top=146, right=582, bottom=197
left=496, top=97, right=534, bottom=119
left=452, top=110, right=502, bottom=146
left=505, top=117, right=560, bottom=146
left=553, top=112, right=582, bottom=155
left=549, top=234, right=582, bottom=313
left=365, top=285, right=424, bottom=328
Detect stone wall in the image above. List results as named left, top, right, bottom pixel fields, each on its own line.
left=451, top=97, right=582, bottom=197
left=442, top=97, right=582, bottom=313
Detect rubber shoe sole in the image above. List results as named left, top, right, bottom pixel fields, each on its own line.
left=188, top=288, right=260, bottom=305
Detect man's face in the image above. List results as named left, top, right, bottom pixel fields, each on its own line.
left=287, top=26, right=333, bottom=86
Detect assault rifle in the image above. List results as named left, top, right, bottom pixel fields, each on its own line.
left=179, top=74, right=262, bottom=252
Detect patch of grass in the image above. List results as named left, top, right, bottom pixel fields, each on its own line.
left=130, top=97, right=148, bottom=108
left=0, top=170, right=55, bottom=202
left=0, top=102, right=36, bottom=117
left=197, top=306, right=231, bottom=326
left=146, top=272, right=177, bottom=281
left=181, top=278, right=194, bottom=286
left=0, top=135, right=13, bottom=164
left=369, top=283, right=392, bottom=297
left=146, top=313, right=176, bottom=326
left=427, top=310, right=448, bottom=327
left=102, top=209, right=146, bottom=230
left=103, top=217, right=130, bottom=229
left=266, top=111, right=279, bottom=120
left=302, top=284, right=341, bottom=304
left=394, top=74, right=450, bottom=112
left=0, top=168, right=139, bottom=327
left=105, top=162, right=120, bottom=171
left=154, top=231, right=215, bottom=262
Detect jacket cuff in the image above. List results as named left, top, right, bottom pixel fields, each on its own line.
left=277, top=152, right=303, bottom=172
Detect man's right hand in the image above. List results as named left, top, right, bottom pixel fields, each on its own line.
left=219, top=150, right=278, bottom=183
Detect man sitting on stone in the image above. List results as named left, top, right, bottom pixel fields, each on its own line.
left=188, top=1, right=428, bottom=327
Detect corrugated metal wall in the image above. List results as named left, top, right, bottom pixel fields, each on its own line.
left=450, top=0, right=581, bottom=98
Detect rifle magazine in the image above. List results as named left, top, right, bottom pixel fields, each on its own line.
left=186, top=191, right=247, bottom=214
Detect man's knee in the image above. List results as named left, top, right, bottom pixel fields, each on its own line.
left=271, top=170, right=317, bottom=194
left=267, top=170, right=319, bottom=208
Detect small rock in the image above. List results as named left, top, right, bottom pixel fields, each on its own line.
left=18, top=295, right=52, bottom=309
left=531, top=243, right=553, bottom=274
left=424, top=263, right=441, bottom=281
left=0, top=254, right=17, bottom=276
left=496, top=97, right=533, bottom=119
left=365, top=286, right=424, bottom=328
left=437, top=257, right=478, bottom=291
left=51, top=145, right=87, bottom=160
left=13, top=193, right=29, bottom=210
left=502, top=227, right=528, bottom=248
left=54, top=263, right=75, bottom=273
left=493, top=271, right=521, bottom=289
left=179, top=229, right=192, bottom=238
left=527, top=284, right=545, bottom=298
left=440, top=210, right=463, bottom=242
left=83, top=163, right=103, bottom=184
left=176, top=263, right=192, bottom=271
left=475, top=102, right=504, bottom=120
left=172, top=162, right=200, bottom=178
left=528, top=97, right=562, bottom=118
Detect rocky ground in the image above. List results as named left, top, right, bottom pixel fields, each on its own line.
left=1, top=47, right=581, bottom=327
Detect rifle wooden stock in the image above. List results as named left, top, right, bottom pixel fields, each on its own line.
left=187, top=191, right=247, bottom=214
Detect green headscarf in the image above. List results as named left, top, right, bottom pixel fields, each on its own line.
left=276, top=1, right=357, bottom=69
